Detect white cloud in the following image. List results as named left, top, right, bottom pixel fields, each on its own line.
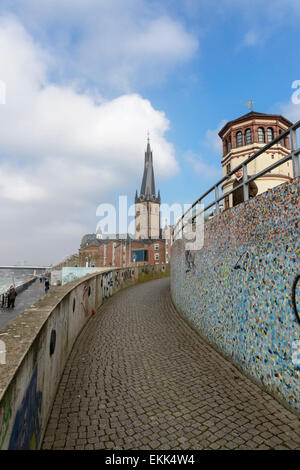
left=0, top=1, right=198, bottom=91
left=280, top=102, right=300, bottom=124
left=204, top=120, right=227, bottom=155
left=0, top=17, right=179, bottom=264
left=184, top=151, right=221, bottom=180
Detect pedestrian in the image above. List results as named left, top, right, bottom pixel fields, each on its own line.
left=7, top=285, right=17, bottom=308
left=232, top=168, right=258, bottom=207
left=45, top=279, right=50, bottom=292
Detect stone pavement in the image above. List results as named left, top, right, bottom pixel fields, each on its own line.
left=42, top=278, right=300, bottom=450
left=0, top=279, right=52, bottom=331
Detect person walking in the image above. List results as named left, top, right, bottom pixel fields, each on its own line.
left=45, top=279, right=50, bottom=292
left=7, top=285, right=17, bottom=308
left=232, top=168, right=258, bottom=207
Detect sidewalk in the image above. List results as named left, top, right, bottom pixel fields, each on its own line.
left=0, top=279, right=52, bottom=331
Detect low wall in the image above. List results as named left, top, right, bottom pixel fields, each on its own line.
left=15, top=277, right=37, bottom=295
left=171, top=179, right=300, bottom=413
left=0, top=263, right=169, bottom=450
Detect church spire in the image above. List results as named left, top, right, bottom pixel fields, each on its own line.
left=139, top=136, right=157, bottom=201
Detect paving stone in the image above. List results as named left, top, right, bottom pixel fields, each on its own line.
left=41, top=278, right=300, bottom=451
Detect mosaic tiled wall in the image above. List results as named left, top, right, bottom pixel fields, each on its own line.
left=171, top=179, right=300, bottom=413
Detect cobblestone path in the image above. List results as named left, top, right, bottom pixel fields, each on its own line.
left=42, top=278, right=300, bottom=450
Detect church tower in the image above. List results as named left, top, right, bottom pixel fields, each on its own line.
left=135, top=137, right=161, bottom=239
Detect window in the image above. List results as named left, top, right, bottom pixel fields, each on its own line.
left=225, top=139, right=228, bottom=154
left=226, top=163, right=231, bottom=175
left=267, top=127, right=274, bottom=142
left=154, top=253, right=159, bottom=261
left=278, top=128, right=284, bottom=146
left=154, top=244, right=159, bottom=250
left=228, top=136, right=232, bottom=151
left=236, top=131, right=243, bottom=147
left=245, top=128, right=252, bottom=145
left=258, top=127, right=265, bottom=143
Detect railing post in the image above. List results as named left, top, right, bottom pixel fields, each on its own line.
left=242, top=164, right=249, bottom=202
left=214, top=185, right=220, bottom=215
left=290, top=126, right=300, bottom=178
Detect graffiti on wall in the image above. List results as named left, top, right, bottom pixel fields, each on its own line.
left=0, top=387, right=12, bottom=450
left=171, top=180, right=300, bottom=411
left=185, top=250, right=196, bottom=273
left=80, top=283, right=89, bottom=315
left=292, top=274, right=300, bottom=324
left=102, top=272, right=113, bottom=299
left=8, top=365, right=42, bottom=450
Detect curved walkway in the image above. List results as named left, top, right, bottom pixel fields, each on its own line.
left=42, top=278, right=300, bottom=450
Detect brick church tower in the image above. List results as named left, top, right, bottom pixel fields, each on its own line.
left=135, top=137, right=161, bottom=239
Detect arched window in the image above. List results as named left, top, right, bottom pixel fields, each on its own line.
left=267, top=127, right=274, bottom=142
left=245, top=128, right=252, bottom=145
left=225, top=139, right=228, bottom=154
left=258, top=127, right=265, bottom=143
left=236, top=131, right=243, bottom=147
left=228, top=136, right=232, bottom=151
left=278, top=128, right=285, bottom=147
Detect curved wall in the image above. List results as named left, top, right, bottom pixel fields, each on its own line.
left=171, top=179, right=299, bottom=413
left=0, top=264, right=169, bottom=450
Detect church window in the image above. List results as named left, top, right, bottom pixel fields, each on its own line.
left=236, top=131, right=243, bottom=147
left=245, top=128, right=252, bottom=145
left=258, top=127, right=265, bottom=143
left=267, top=127, right=274, bottom=142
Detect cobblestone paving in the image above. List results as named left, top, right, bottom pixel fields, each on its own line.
left=42, top=278, right=300, bottom=450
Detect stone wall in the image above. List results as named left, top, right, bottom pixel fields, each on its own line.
left=0, top=264, right=169, bottom=450
left=171, top=179, right=299, bottom=413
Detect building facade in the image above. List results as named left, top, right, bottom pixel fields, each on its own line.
left=218, top=111, right=293, bottom=209
left=79, top=238, right=165, bottom=267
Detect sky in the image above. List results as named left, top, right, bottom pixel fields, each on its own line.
left=0, top=0, right=299, bottom=265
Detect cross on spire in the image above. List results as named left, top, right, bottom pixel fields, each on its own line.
left=245, top=100, right=255, bottom=111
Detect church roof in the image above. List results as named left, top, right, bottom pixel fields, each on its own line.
left=218, top=111, right=293, bottom=137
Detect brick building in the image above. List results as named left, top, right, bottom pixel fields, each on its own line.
left=79, top=237, right=166, bottom=267
left=219, top=111, right=293, bottom=209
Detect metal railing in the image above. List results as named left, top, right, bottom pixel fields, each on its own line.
left=173, top=119, right=300, bottom=242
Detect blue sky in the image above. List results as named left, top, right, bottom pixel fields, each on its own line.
left=0, top=0, right=299, bottom=264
